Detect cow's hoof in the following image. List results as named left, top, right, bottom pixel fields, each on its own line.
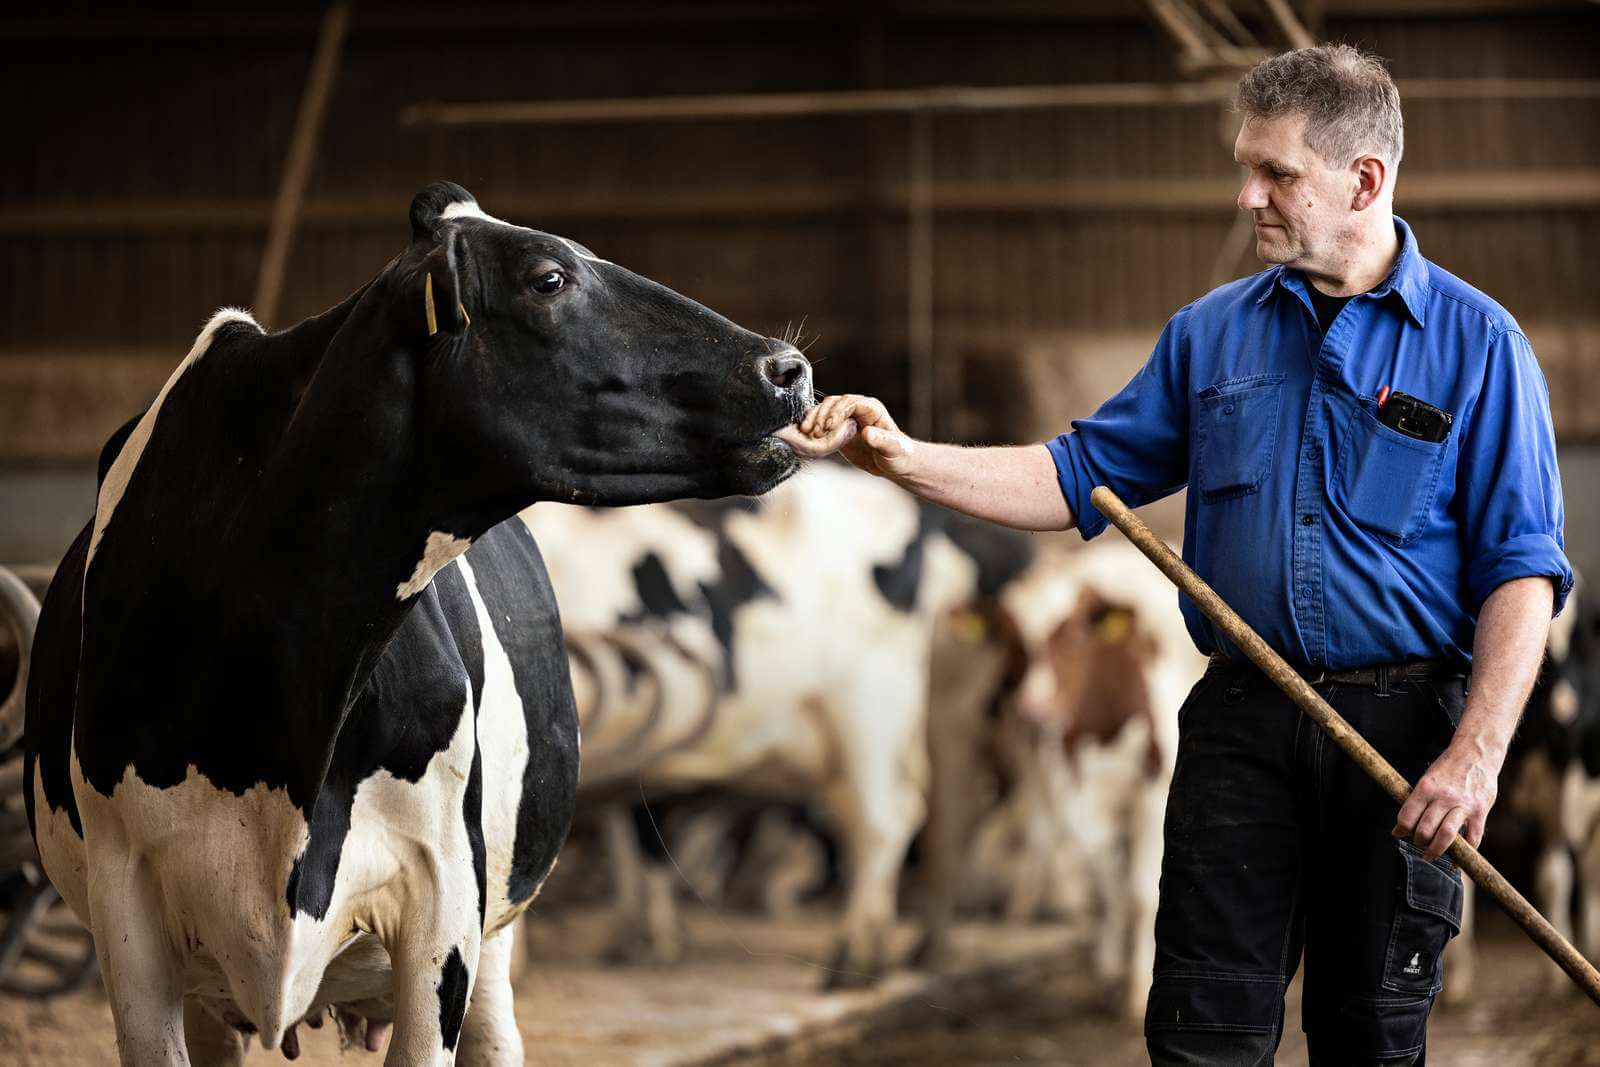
left=909, top=931, right=955, bottom=971
left=602, top=933, right=683, bottom=966
left=821, top=942, right=882, bottom=991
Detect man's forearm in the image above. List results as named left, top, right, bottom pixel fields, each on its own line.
left=1395, top=574, right=1555, bottom=859
left=1457, top=576, right=1555, bottom=765
left=894, top=441, right=1074, bottom=532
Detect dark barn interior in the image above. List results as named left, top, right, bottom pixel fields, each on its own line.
left=2, top=3, right=1599, bottom=1064
left=3, top=1, right=1597, bottom=566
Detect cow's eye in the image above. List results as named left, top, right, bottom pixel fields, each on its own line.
left=532, top=270, right=566, bottom=295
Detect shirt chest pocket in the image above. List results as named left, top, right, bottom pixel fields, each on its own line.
left=1333, top=400, right=1449, bottom=545
left=1195, top=375, right=1284, bottom=503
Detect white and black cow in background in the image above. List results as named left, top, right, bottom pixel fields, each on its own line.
left=522, top=462, right=1026, bottom=985
left=1448, top=575, right=1600, bottom=1002
left=21, top=182, right=817, bottom=1066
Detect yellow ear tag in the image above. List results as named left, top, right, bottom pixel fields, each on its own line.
left=954, top=611, right=988, bottom=644
left=424, top=272, right=438, bottom=336
left=458, top=303, right=470, bottom=328
left=1095, top=609, right=1132, bottom=645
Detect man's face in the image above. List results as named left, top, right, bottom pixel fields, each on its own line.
left=1233, top=112, right=1359, bottom=274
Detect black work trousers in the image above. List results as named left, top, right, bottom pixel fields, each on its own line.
left=1145, top=659, right=1467, bottom=1065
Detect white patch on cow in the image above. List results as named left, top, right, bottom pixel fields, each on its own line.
left=441, top=199, right=513, bottom=227
left=395, top=530, right=474, bottom=600
left=440, top=199, right=613, bottom=265
left=51, top=674, right=496, bottom=1054
left=455, top=555, right=535, bottom=926
left=87, top=307, right=260, bottom=566
left=521, top=504, right=719, bottom=630
left=555, top=236, right=613, bottom=265
left=65, top=756, right=318, bottom=1048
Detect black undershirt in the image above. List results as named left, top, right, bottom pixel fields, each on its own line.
left=1307, top=286, right=1352, bottom=333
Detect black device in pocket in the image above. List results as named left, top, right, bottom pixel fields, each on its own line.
left=1379, top=391, right=1452, bottom=443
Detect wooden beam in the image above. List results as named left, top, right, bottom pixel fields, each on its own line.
left=399, top=77, right=1600, bottom=128
left=0, top=1, right=1581, bottom=39
left=3, top=170, right=1597, bottom=236
left=1261, top=0, right=1317, bottom=50
left=254, top=2, right=350, bottom=328
left=398, top=81, right=1238, bottom=127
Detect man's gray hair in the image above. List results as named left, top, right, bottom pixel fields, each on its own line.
left=1234, top=44, right=1404, bottom=166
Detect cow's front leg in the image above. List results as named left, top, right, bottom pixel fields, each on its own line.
left=86, top=846, right=190, bottom=1066
left=455, top=924, right=523, bottom=1067
left=822, top=759, right=924, bottom=990
left=384, top=911, right=482, bottom=1066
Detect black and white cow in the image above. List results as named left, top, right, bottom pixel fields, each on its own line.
left=523, top=462, right=994, bottom=985
left=21, top=182, right=815, bottom=1065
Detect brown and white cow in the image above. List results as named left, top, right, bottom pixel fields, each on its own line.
left=918, top=538, right=1205, bottom=1020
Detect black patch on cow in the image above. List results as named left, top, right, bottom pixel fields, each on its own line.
left=700, top=535, right=777, bottom=689
left=873, top=507, right=936, bottom=612
left=631, top=552, right=689, bottom=619
left=23, top=523, right=92, bottom=841
left=931, top=505, right=1036, bottom=598
left=461, top=520, right=580, bottom=904
left=436, top=945, right=470, bottom=1051
left=62, top=289, right=392, bottom=813
left=287, top=563, right=483, bottom=921
left=465, top=729, right=488, bottom=928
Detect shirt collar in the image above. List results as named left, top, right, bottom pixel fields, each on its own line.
left=1254, top=216, right=1429, bottom=328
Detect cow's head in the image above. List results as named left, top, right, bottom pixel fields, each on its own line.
left=1014, top=587, right=1158, bottom=749
left=394, top=182, right=813, bottom=508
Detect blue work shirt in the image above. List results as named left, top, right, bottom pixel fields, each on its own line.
left=1047, top=217, right=1572, bottom=670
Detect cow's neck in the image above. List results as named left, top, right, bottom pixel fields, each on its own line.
left=215, top=313, right=506, bottom=805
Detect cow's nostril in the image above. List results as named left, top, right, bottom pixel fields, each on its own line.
left=761, top=352, right=809, bottom=390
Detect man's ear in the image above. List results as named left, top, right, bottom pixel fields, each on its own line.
left=413, top=230, right=470, bottom=339
left=1351, top=154, right=1388, bottom=212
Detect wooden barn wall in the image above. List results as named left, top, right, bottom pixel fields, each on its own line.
left=2, top=2, right=1597, bottom=470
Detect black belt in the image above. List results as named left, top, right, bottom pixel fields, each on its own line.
left=1207, top=655, right=1467, bottom=687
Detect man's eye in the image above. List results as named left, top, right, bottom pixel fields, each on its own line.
left=533, top=270, right=566, bottom=295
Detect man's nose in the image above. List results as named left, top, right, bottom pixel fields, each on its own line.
left=1237, top=174, right=1269, bottom=212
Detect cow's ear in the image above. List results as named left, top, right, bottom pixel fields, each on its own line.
left=410, top=181, right=477, bottom=243
left=412, top=230, right=469, bottom=339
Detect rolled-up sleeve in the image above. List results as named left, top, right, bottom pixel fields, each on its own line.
left=1457, top=328, right=1573, bottom=615
left=1045, top=307, right=1192, bottom=539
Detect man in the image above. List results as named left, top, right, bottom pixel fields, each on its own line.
left=792, top=45, right=1571, bottom=1064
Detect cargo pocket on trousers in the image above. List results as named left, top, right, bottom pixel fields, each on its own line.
left=1195, top=375, right=1283, bottom=503
left=1383, top=840, right=1463, bottom=996
left=1333, top=401, right=1447, bottom=545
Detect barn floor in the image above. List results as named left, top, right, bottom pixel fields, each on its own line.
left=0, top=907, right=1082, bottom=1066
left=766, top=908, right=1600, bottom=1067
left=2, top=907, right=1597, bottom=1065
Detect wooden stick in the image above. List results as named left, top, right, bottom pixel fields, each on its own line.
left=253, top=1, right=350, bottom=327
left=1089, top=484, right=1600, bottom=1008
